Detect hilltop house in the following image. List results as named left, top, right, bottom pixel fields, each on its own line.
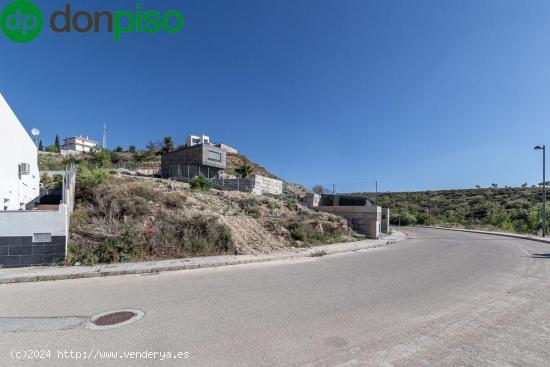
left=186, top=134, right=238, bottom=154
left=61, top=135, right=97, bottom=155
left=0, top=94, right=40, bottom=211
left=186, top=134, right=210, bottom=147
left=161, top=144, right=227, bottom=179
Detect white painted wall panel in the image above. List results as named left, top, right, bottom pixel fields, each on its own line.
left=0, top=204, right=67, bottom=236
left=0, top=94, right=40, bottom=210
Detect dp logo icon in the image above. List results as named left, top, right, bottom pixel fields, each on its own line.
left=0, top=0, right=43, bottom=43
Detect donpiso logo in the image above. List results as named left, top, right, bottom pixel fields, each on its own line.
left=0, top=1, right=184, bottom=42
left=0, top=0, right=43, bottom=43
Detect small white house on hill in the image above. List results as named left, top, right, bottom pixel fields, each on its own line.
left=62, top=135, right=97, bottom=155
left=0, top=94, right=39, bottom=210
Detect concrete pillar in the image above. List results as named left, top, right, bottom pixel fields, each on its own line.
left=381, top=208, right=390, bottom=234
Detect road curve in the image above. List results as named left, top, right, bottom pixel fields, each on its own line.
left=1, top=227, right=550, bottom=366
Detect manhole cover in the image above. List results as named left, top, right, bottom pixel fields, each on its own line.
left=86, top=309, right=144, bottom=331
left=93, top=311, right=136, bottom=326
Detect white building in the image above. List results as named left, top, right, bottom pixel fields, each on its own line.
left=61, top=136, right=97, bottom=155
left=186, top=134, right=238, bottom=154
left=186, top=134, right=210, bottom=147
left=0, top=94, right=40, bottom=211
left=215, top=143, right=238, bottom=154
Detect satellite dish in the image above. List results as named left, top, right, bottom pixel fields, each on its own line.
left=31, top=128, right=40, bottom=136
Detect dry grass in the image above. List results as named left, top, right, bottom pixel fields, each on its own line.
left=68, top=175, right=359, bottom=265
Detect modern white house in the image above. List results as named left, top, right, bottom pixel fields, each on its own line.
left=186, top=134, right=238, bottom=154
left=215, top=143, right=238, bottom=154
left=61, top=135, right=97, bottom=155
left=0, top=94, right=40, bottom=211
left=186, top=134, right=210, bottom=147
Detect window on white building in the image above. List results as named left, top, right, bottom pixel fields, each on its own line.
left=207, top=150, right=222, bottom=162
left=18, top=163, right=30, bottom=175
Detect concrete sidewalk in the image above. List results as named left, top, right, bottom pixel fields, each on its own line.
left=426, top=226, right=550, bottom=245
left=0, top=231, right=406, bottom=284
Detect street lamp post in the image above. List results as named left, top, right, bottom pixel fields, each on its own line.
left=535, top=145, right=546, bottom=237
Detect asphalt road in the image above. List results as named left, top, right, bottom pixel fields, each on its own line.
left=1, top=227, right=550, bottom=366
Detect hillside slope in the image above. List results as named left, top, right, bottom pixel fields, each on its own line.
left=39, top=149, right=309, bottom=196
left=369, top=187, right=546, bottom=234
left=68, top=174, right=359, bottom=265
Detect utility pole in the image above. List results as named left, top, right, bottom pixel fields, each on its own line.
left=428, top=190, right=432, bottom=226
left=102, top=123, right=107, bottom=149
left=544, top=146, right=547, bottom=237
left=375, top=180, right=378, bottom=207
left=535, top=145, right=547, bottom=237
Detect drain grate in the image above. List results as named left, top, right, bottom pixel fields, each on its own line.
left=93, top=311, right=137, bottom=326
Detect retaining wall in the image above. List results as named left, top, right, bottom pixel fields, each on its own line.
left=0, top=204, right=67, bottom=268
left=212, top=174, right=283, bottom=195
left=251, top=175, right=283, bottom=195
left=314, top=205, right=381, bottom=239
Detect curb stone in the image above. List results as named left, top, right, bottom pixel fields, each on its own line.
left=0, top=232, right=406, bottom=284
left=423, top=226, right=550, bottom=245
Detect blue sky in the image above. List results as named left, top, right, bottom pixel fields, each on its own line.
left=1, top=0, right=550, bottom=192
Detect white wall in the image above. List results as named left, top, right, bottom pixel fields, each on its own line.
left=251, top=174, right=283, bottom=195
left=186, top=134, right=210, bottom=146
left=0, top=204, right=67, bottom=237
left=0, top=94, right=40, bottom=210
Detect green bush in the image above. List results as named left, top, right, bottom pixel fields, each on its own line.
left=45, top=145, right=60, bottom=153
left=89, top=149, right=114, bottom=168
left=77, top=166, right=110, bottom=199
left=67, top=223, right=144, bottom=265
left=289, top=222, right=307, bottom=242
left=261, top=198, right=279, bottom=210
left=372, top=187, right=550, bottom=235
left=190, top=175, right=212, bottom=190
left=390, top=212, right=416, bottom=226
left=117, top=195, right=151, bottom=218
left=284, top=197, right=299, bottom=211
left=285, top=219, right=348, bottom=245
left=40, top=173, right=62, bottom=190
left=161, top=215, right=235, bottom=256
left=235, top=163, right=253, bottom=178
left=239, top=197, right=261, bottom=217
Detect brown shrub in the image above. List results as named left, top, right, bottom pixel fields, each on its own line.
left=161, top=191, right=187, bottom=209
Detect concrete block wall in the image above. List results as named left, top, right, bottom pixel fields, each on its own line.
left=211, top=175, right=283, bottom=196
left=313, top=205, right=381, bottom=239
left=0, top=204, right=67, bottom=268
left=304, top=193, right=321, bottom=207
left=251, top=175, right=283, bottom=195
